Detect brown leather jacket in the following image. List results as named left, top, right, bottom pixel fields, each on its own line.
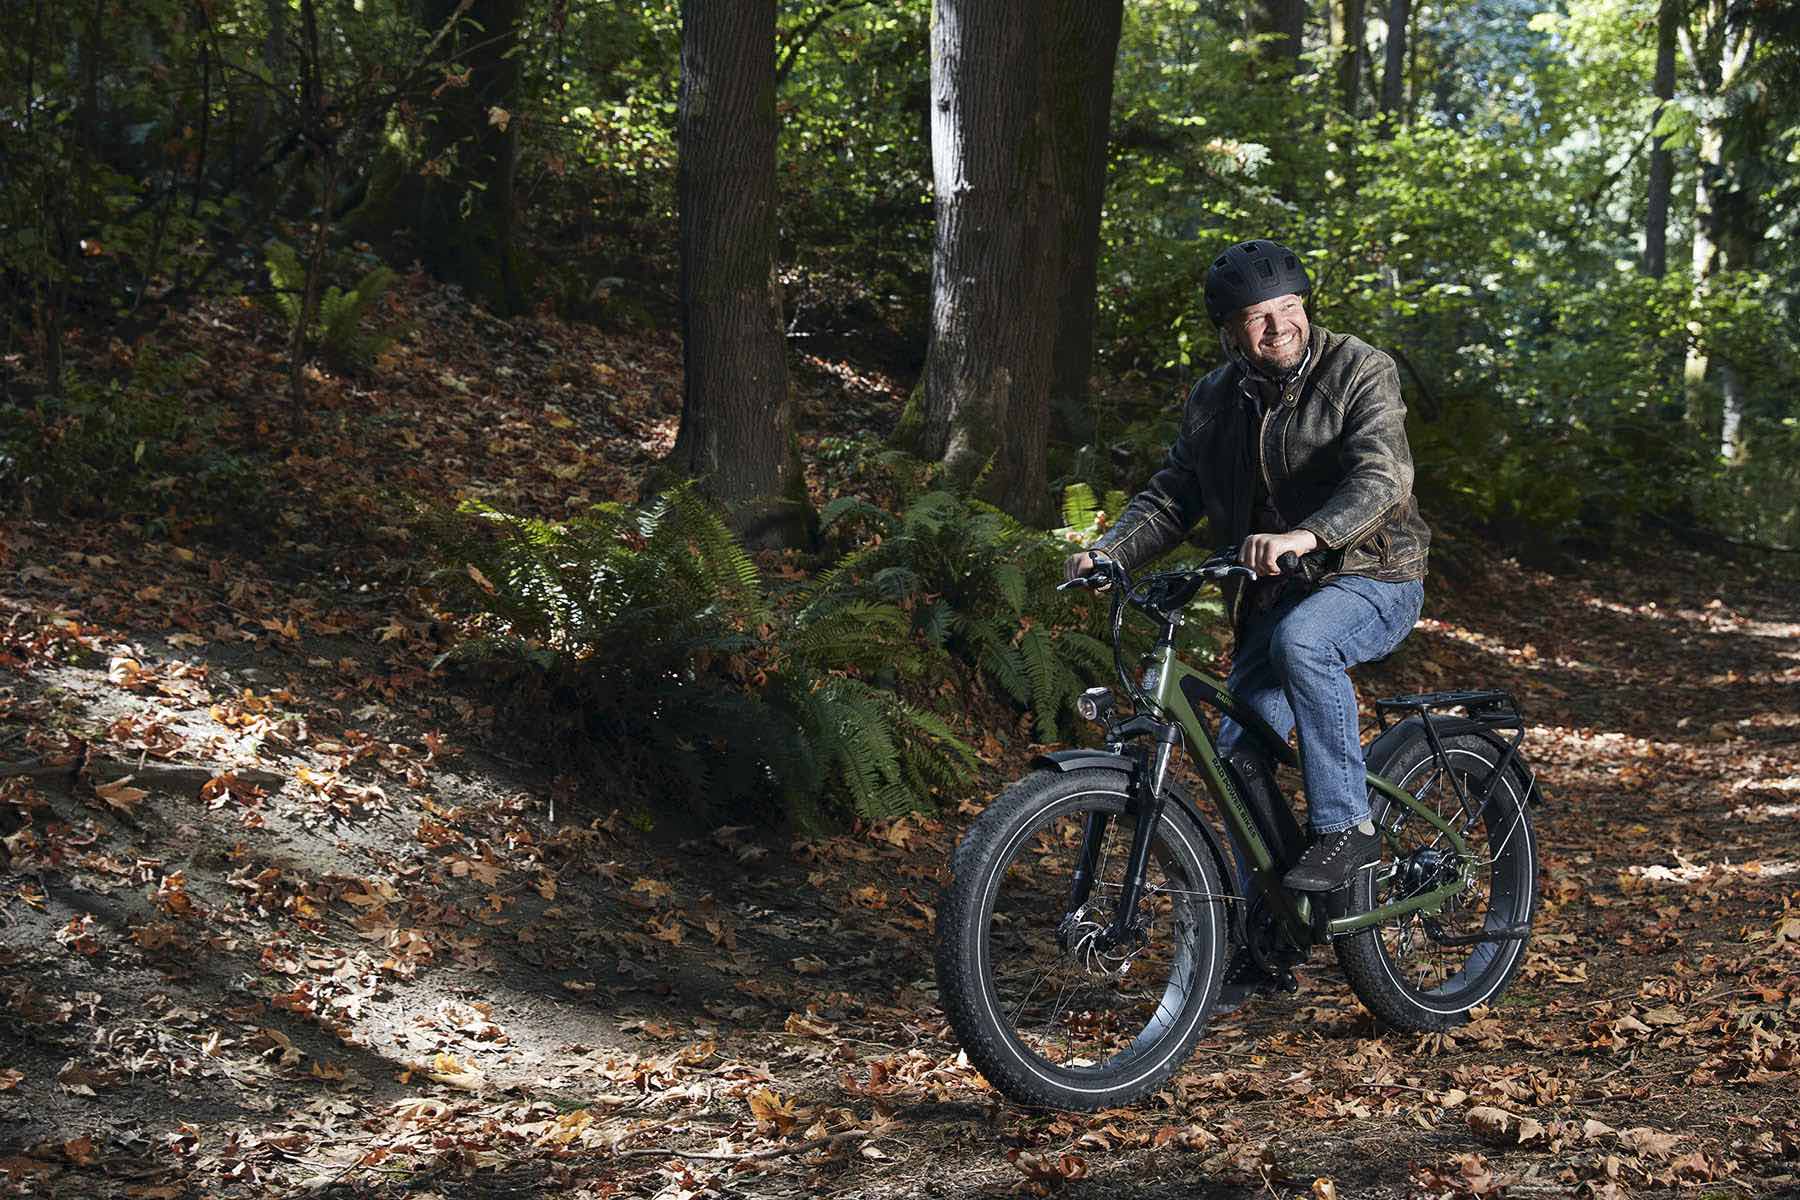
left=1091, top=322, right=1430, bottom=633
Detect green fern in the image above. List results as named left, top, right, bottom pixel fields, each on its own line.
left=263, top=240, right=404, bottom=374
left=775, top=676, right=977, bottom=821
left=436, top=484, right=976, bottom=826
left=1061, top=482, right=1101, bottom=531
left=806, top=485, right=1145, bottom=743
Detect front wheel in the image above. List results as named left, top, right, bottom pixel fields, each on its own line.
left=936, top=767, right=1228, bottom=1110
left=1337, top=730, right=1539, bottom=1030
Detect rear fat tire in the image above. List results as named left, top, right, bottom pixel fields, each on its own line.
left=935, top=767, right=1228, bottom=1110
left=1336, top=731, right=1539, bottom=1030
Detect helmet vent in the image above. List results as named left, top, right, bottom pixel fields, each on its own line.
left=1203, top=237, right=1311, bottom=325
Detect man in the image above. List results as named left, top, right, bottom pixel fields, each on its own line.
left=1066, top=238, right=1430, bottom=898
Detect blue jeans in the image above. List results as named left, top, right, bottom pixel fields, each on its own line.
left=1217, top=575, right=1425, bottom=875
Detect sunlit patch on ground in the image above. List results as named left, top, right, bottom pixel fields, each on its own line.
left=1623, top=853, right=1799, bottom=886
left=3, top=289, right=1798, bottom=1195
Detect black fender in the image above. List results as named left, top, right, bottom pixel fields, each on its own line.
left=1365, top=716, right=1545, bottom=807
left=1030, top=749, right=1238, bottom=906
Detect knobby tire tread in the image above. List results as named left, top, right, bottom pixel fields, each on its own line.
left=1336, top=730, right=1539, bottom=1031
left=935, top=767, right=1225, bottom=1110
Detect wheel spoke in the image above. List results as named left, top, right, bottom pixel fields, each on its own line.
left=1358, top=743, right=1534, bottom=1007
left=964, top=791, right=1224, bottom=1091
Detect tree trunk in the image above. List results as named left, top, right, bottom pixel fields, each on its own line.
left=1714, top=174, right=1757, bottom=463
left=1404, top=0, right=1421, bottom=122
left=1335, top=0, right=1367, bottom=117
left=1047, top=0, right=1124, bottom=448
left=1379, top=0, right=1409, bottom=125
left=1680, top=0, right=1759, bottom=460
left=350, top=0, right=527, bottom=314
left=669, top=0, right=810, bottom=549
left=1248, top=0, right=1306, bottom=73
left=1683, top=119, right=1721, bottom=424
left=1643, top=0, right=1677, bottom=277
left=421, top=0, right=525, bottom=314
left=912, top=0, right=1060, bottom=526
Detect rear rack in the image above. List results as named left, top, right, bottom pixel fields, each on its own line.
left=1373, top=689, right=1521, bottom=733
left=1373, top=689, right=1528, bottom=820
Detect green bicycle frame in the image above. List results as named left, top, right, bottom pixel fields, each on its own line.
left=1143, top=621, right=1473, bottom=943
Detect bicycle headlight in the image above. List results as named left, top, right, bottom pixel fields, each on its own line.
left=1075, top=687, right=1114, bottom=724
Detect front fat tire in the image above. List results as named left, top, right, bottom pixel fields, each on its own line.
left=1336, top=732, right=1539, bottom=1031
left=935, top=768, right=1227, bottom=1111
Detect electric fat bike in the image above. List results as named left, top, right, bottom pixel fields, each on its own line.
left=934, top=551, right=1544, bottom=1111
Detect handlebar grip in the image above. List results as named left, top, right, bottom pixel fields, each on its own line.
left=1278, top=549, right=1327, bottom=582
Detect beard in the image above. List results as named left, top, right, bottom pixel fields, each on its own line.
left=1247, top=329, right=1307, bottom=374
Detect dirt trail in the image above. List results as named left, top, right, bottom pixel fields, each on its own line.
left=1, top=527, right=1796, bottom=1200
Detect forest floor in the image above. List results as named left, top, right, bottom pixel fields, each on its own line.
left=1, top=277, right=1798, bottom=1199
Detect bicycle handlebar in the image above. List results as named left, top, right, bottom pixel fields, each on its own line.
left=1060, top=546, right=1328, bottom=718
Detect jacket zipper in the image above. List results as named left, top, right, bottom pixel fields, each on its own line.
left=1256, top=383, right=1292, bottom=530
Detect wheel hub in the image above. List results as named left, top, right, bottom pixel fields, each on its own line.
left=1059, top=907, right=1147, bottom=978
left=1400, top=847, right=1459, bottom=894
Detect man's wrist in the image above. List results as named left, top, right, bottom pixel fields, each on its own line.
left=1292, top=524, right=1328, bottom=552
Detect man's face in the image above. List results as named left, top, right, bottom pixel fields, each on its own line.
left=1230, top=293, right=1309, bottom=374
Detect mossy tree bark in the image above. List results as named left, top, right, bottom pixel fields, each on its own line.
left=668, top=0, right=811, bottom=549
left=1047, top=0, right=1124, bottom=450
left=915, top=0, right=1061, bottom=527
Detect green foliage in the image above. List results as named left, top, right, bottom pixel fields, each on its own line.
left=809, top=485, right=1198, bottom=744
left=262, top=242, right=403, bottom=375
left=0, top=343, right=199, bottom=513
left=438, top=485, right=976, bottom=827
left=1056, top=482, right=1131, bottom=547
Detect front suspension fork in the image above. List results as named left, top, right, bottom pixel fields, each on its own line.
left=1059, top=735, right=1178, bottom=954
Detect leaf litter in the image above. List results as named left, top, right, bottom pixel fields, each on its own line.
left=0, top=279, right=1797, bottom=1197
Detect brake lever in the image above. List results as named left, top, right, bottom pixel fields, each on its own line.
left=1059, top=557, right=1123, bottom=592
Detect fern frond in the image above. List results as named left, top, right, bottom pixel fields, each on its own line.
left=1055, top=630, right=1114, bottom=681
left=917, top=598, right=955, bottom=648
left=821, top=495, right=899, bottom=537
left=994, top=563, right=1027, bottom=617
left=1018, top=626, right=1059, bottom=741
left=1061, top=482, right=1099, bottom=530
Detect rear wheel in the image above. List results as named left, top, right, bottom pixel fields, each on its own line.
left=1336, top=731, right=1538, bottom=1029
left=936, top=768, right=1228, bottom=1110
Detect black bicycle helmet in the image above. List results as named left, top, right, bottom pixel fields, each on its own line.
left=1203, top=239, right=1311, bottom=325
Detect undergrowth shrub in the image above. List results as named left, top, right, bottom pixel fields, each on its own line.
left=262, top=240, right=402, bottom=374
left=806, top=485, right=1199, bottom=744
left=0, top=342, right=198, bottom=513
left=438, top=485, right=976, bottom=827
